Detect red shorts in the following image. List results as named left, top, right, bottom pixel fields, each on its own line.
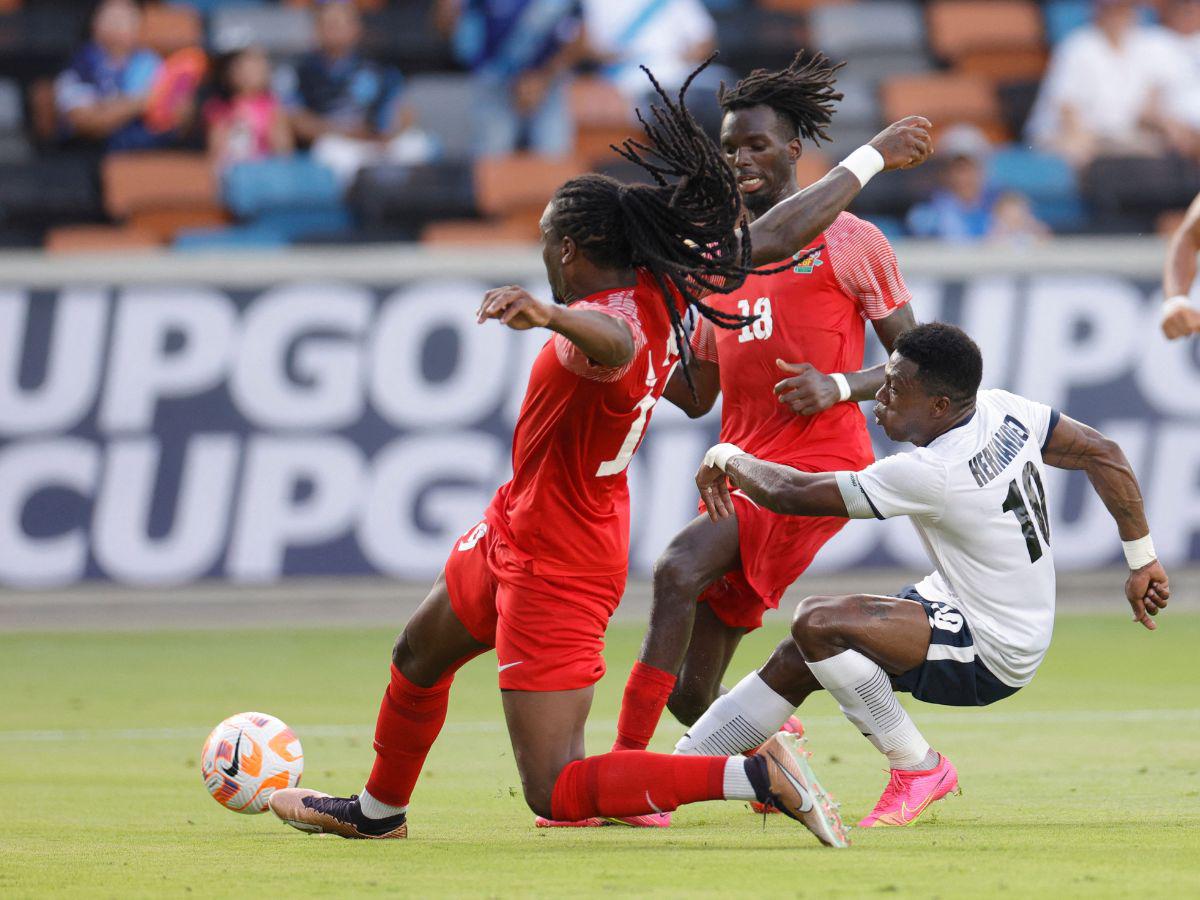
left=443, top=520, right=626, bottom=692
left=698, top=490, right=847, bottom=631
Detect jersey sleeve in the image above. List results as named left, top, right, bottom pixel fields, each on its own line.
left=554, top=289, right=647, bottom=382
left=689, top=316, right=718, bottom=364
left=824, top=214, right=913, bottom=321
left=986, top=389, right=1062, bottom=452
left=836, top=451, right=946, bottom=520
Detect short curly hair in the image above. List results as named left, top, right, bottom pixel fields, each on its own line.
left=894, top=323, right=982, bottom=402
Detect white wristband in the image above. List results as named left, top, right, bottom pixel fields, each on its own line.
left=830, top=372, right=852, bottom=403
left=1162, top=295, right=1193, bottom=322
left=1122, top=535, right=1157, bottom=570
left=837, top=145, right=885, bottom=188
left=703, top=443, right=747, bottom=472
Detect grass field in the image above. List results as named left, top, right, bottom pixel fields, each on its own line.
left=2, top=613, right=1198, bottom=898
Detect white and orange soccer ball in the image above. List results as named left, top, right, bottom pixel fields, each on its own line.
left=200, top=712, right=303, bottom=814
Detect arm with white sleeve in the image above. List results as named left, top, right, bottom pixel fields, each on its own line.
left=695, top=443, right=943, bottom=522
left=1041, top=413, right=1170, bottom=630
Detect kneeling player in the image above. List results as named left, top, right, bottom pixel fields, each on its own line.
left=678, top=322, right=1169, bottom=827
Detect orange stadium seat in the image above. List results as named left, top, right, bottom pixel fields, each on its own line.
left=927, top=0, right=1046, bottom=80
left=570, top=78, right=636, bottom=167
left=45, top=225, right=162, bottom=254
left=881, top=72, right=1005, bottom=141
left=473, top=154, right=586, bottom=219
left=102, top=153, right=222, bottom=242
left=284, top=0, right=385, bottom=10
left=103, top=152, right=218, bottom=219
left=139, top=3, right=203, bottom=57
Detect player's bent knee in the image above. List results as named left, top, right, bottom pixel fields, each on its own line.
left=666, top=683, right=713, bottom=727
left=652, top=549, right=702, bottom=601
left=791, top=595, right=848, bottom=649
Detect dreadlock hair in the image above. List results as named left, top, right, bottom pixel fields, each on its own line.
left=547, top=58, right=788, bottom=397
left=718, top=52, right=844, bottom=146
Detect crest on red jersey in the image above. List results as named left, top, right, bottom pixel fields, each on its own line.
left=792, top=247, right=824, bottom=274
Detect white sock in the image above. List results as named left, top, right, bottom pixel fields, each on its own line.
left=806, top=649, right=932, bottom=770
left=674, top=671, right=796, bottom=756
left=721, top=756, right=757, bottom=801
left=358, top=788, right=407, bottom=819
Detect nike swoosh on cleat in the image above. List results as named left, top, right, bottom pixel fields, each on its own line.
left=222, top=729, right=243, bottom=777
left=497, top=661, right=524, bottom=672
left=898, top=770, right=953, bottom=823
left=766, top=751, right=815, bottom=813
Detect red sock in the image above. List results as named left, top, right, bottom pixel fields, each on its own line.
left=550, top=751, right=727, bottom=821
left=612, top=661, right=677, bottom=751
left=365, top=655, right=480, bottom=807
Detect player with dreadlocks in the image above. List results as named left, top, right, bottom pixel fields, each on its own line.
left=268, top=60, right=930, bottom=846
left=576, top=52, right=928, bottom=830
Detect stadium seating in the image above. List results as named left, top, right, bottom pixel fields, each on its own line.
left=0, top=157, right=103, bottom=237
left=44, top=224, right=161, bottom=254
left=140, top=3, right=204, bottom=58
left=569, top=78, right=635, bottom=168
left=403, top=74, right=477, bottom=162
left=882, top=73, right=1005, bottom=140
left=927, top=0, right=1047, bottom=82
left=208, top=4, right=314, bottom=55
left=987, top=146, right=1084, bottom=231
left=1081, top=155, right=1200, bottom=234
left=102, top=152, right=219, bottom=220
left=349, top=160, right=475, bottom=233
left=809, top=2, right=924, bottom=58
left=222, top=157, right=341, bottom=218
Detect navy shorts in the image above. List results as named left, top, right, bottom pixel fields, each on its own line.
left=890, top=586, right=1020, bottom=707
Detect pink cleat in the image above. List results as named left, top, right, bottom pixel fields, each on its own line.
left=858, top=753, right=960, bottom=828
left=534, top=813, right=672, bottom=828
left=749, top=716, right=806, bottom=814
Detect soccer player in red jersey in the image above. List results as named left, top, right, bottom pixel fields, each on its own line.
left=606, top=56, right=920, bottom=775
left=268, top=65, right=932, bottom=844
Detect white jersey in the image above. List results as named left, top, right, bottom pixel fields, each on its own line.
left=837, top=389, right=1061, bottom=687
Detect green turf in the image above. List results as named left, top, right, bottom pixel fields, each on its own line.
left=1, top=614, right=1197, bottom=898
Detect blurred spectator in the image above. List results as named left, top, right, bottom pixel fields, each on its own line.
left=204, top=47, right=293, bottom=170
left=907, top=125, right=1049, bottom=243
left=582, top=0, right=717, bottom=100
left=581, top=0, right=728, bottom=135
left=279, top=0, right=433, bottom=184
left=53, top=0, right=170, bottom=151
left=436, top=0, right=584, bottom=157
left=1027, top=0, right=1199, bottom=167
left=1164, top=0, right=1200, bottom=61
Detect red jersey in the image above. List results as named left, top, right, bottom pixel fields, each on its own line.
left=485, top=270, right=682, bottom=577
left=691, top=212, right=911, bottom=468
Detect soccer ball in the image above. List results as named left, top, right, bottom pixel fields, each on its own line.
left=200, top=712, right=303, bottom=814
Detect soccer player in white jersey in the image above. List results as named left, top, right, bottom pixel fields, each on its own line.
left=678, top=322, right=1170, bottom=827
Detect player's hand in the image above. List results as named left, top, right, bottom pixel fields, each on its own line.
left=869, top=116, right=934, bottom=171
left=774, top=359, right=840, bottom=416
left=1161, top=303, right=1200, bottom=340
left=476, top=286, right=555, bottom=331
left=1124, top=559, right=1169, bottom=631
left=696, top=464, right=735, bottom=522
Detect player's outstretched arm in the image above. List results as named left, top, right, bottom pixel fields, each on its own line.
left=1042, top=414, right=1169, bottom=630
left=695, top=445, right=848, bottom=521
left=774, top=305, right=917, bottom=415
left=1162, top=192, right=1200, bottom=340
left=746, top=117, right=933, bottom=266
left=476, top=285, right=635, bottom=367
